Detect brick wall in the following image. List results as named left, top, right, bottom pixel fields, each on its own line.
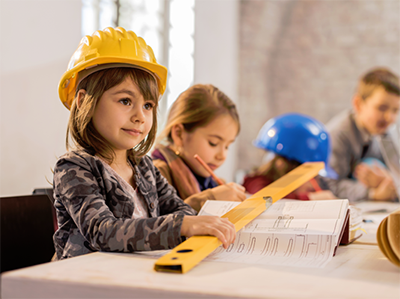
left=238, top=0, right=400, bottom=172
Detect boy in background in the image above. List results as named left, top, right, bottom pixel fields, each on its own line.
left=325, top=68, right=399, bottom=202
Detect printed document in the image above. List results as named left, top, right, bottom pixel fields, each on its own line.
left=198, top=199, right=349, bottom=268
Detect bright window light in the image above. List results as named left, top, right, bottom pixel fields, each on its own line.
left=167, top=0, right=195, bottom=109
left=81, top=0, right=195, bottom=119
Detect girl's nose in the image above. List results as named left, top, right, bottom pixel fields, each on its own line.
left=131, top=107, right=145, bottom=123
left=216, top=146, right=227, bottom=161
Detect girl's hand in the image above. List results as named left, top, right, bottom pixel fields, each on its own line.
left=211, top=182, right=247, bottom=202
left=181, top=215, right=236, bottom=249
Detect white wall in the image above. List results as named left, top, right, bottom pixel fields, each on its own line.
left=194, top=0, right=239, bottom=183
left=0, top=0, right=82, bottom=196
left=0, top=0, right=240, bottom=196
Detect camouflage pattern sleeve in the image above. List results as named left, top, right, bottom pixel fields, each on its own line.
left=139, top=156, right=197, bottom=216
left=53, top=151, right=195, bottom=260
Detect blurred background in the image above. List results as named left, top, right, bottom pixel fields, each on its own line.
left=1, top=0, right=399, bottom=197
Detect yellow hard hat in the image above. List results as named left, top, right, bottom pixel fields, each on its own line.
left=58, top=27, right=168, bottom=109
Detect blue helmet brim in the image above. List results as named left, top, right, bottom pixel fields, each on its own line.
left=319, top=165, right=338, bottom=179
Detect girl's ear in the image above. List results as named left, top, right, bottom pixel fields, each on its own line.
left=170, top=124, right=185, bottom=147
left=76, top=89, right=87, bottom=109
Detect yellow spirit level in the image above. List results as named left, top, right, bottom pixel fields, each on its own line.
left=155, top=162, right=324, bottom=273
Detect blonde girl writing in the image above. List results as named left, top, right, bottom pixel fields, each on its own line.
left=152, top=84, right=246, bottom=212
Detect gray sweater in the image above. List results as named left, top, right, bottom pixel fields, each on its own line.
left=324, top=109, right=389, bottom=202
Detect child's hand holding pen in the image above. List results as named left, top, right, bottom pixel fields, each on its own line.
left=211, top=183, right=247, bottom=202
left=194, top=154, right=246, bottom=202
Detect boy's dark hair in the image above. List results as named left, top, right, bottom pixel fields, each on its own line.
left=357, top=67, right=400, bottom=100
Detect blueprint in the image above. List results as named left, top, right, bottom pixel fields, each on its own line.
left=199, top=199, right=349, bottom=268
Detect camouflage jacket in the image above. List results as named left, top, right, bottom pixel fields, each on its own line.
left=53, top=150, right=196, bottom=260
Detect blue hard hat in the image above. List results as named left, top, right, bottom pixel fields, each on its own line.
left=253, top=113, right=338, bottom=179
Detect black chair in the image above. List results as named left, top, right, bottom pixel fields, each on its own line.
left=32, top=188, right=55, bottom=204
left=32, top=188, right=58, bottom=231
left=0, top=194, right=55, bottom=273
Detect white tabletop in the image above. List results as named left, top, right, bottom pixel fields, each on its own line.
left=354, top=201, right=400, bottom=245
left=1, top=243, right=399, bottom=299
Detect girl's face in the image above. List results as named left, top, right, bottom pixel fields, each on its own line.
left=179, top=114, right=239, bottom=177
left=91, top=77, right=154, bottom=155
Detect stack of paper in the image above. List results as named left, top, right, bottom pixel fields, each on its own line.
left=353, top=201, right=400, bottom=245
left=348, top=205, right=364, bottom=242
left=198, top=199, right=349, bottom=268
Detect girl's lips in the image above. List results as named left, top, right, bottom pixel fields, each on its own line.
left=123, top=128, right=142, bottom=136
left=208, top=164, right=218, bottom=171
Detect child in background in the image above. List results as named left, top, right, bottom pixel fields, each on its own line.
left=325, top=67, right=399, bottom=202
left=53, top=27, right=236, bottom=260
left=243, top=113, right=337, bottom=200
left=152, top=84, right=246, bottom=212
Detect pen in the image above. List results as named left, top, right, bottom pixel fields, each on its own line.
left=310, top=178, right=322, bottom=192
left=194, top=154, right=224, bottom=185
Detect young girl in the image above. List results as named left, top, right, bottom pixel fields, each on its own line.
left=53, top=27, right=236, bottom=260
left=243, top=113, right=337, bottom=200
left=152, top=84, right=246, bottom=212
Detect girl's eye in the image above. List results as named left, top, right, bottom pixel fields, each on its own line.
left=120, top=99, right=131, bottom=106
left=209, top=141, right=217, bottom=147
left=144, top=102, right=154, bottom=110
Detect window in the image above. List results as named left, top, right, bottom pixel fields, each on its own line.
left=167, top=0, right=195, bottom=109
left=81, top=0, right=195, bottom=124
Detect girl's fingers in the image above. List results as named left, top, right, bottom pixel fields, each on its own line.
left=212, top=225, right=232, bottom=249
left=217, top=218, right=236, bottom=248
left=227, top=182, right=246, bottom=192
left=238, top=192, right=247, bottom=201
left=185, top=216, right=236, bottom=249
left=236, top=184, right=246, bottom=192
left=231, top=183, right=247, bottom=201
left=208, top=226, right=228, bottom=248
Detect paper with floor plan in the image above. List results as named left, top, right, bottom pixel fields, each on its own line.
left=198, top=199, right=349, bottom=268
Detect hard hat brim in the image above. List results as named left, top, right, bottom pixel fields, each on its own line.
left=58, top=57, right=167, bottom=109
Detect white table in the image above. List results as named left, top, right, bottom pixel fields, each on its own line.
left=1, top=243, right=399, bottom=299
left=354, top=201, right=400, bottom=245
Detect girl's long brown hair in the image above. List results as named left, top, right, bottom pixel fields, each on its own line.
left=67, top=67, right=159, bottom=164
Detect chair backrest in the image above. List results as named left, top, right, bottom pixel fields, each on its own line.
left=32, top=188, right=58, bottom=231
left=0, top=194, right=55, bottom=273
left=32, top=188, right=55, bottom=204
